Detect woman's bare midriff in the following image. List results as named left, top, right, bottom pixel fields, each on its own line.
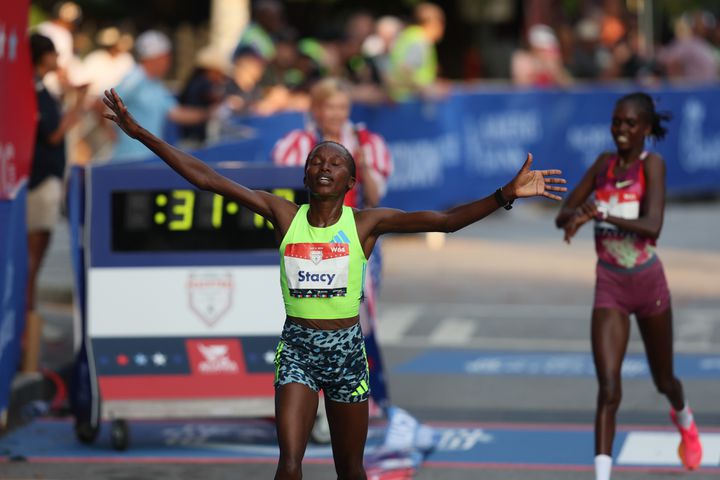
left=287, top=315, right=359, bottom=330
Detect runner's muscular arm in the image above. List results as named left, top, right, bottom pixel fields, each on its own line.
left=354, top=198, right=502, bottom=258
left=365, top=195, right=504, bottom=235
left=356, top=153, right=567, bottom=255
left=103, top=89, right=298, bottom=233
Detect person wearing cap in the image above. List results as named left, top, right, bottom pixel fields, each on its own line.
left=109, top=30, right=211, bottom=161
left=81, top=27, right=135, bottom=98
left=35, top=1, right=83, bottom=94
left=511, top=24, right=573, bottom=87
left=387, top=2, right=445, bottom=101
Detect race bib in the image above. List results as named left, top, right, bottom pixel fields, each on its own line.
left=284, top=243, right=349, bottom=298
left=596, top=190, right=640, bottom=230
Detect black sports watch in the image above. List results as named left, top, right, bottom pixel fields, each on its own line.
left=494, top=188, right=514, bottom=210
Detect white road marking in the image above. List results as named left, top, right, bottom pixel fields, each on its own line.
left=428, top=318, right=476, bottom=345
left=618, top=431, right=720, bottom=466
left=376, top=305, right=422, bottom=343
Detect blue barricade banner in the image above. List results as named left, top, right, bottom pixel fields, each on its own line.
left=354, top=86, right=720, bottom=210
left=207, top=85, right=720, bottom=211
left=117, top=85, right=720, bottom=211
left=0, top=189, right=28, bottom=416
left=236, top=111, right=305, bottom=160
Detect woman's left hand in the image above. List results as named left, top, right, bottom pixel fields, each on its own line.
left=103, top=89, right=142, bottom=139
left=506, top=153, right=567, bottom=201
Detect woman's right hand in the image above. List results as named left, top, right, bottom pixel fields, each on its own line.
left=103, top=89, right=142, bottom=139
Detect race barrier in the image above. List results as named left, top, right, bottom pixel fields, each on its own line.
left=0, top=0, right=35, bottom=424
left=201, top=85, right=720, bottom=211
left=0, top=190, right=28, bottom=421
left=356, top=85, right=720, bottom=210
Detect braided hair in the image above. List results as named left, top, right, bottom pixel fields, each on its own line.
left=616, top=92, right=672, bottom=141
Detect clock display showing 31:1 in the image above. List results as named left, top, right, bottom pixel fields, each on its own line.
left=111, top=188, right=307, bottom=252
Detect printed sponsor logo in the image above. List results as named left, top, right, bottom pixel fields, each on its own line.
left=310, top=249, right=323, bottom=265
left=679, top=98, right=720, bottom=172
left=186, top=339, right=242, bottom=375
left=437, top=428, right=494, bottom=451
left=187, top=272, right=233, bottom=327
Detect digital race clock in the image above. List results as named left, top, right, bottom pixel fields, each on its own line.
left=82, top=162, right=308, bottom=433
left=112, top=188, right=307, bottom=251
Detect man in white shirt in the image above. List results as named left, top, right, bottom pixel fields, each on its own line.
left=82, top=27, right=135, bottom=98
left=35, top=1, right=83, bottom=96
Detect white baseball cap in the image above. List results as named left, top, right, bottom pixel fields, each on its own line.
left=135, top=30, right=171, bottom=59
left=528, top=24, right=559, bottom=50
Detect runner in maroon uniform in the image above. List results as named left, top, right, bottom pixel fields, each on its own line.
left=556, top=92, right=703, bottom=479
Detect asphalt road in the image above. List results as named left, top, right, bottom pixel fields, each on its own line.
left=2, top=200, right=719, bottom=479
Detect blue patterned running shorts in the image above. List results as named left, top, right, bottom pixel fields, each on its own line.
left=274, top=320, right=370, bottom=403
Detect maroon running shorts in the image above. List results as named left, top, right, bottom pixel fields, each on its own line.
left=593, top=258, right=671, bottom=318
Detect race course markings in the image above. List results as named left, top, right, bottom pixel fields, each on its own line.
left=2, top=419, right=719, bottom=471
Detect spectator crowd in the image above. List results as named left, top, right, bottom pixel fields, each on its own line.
left=28, top=0, right=720, bottom=164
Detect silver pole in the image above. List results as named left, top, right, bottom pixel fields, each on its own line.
left=210, top=0, right=250, bottom=57
left=639, top=0, right=654, bottom=58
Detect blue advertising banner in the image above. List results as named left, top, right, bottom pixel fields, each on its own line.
left=155, top=85, right=720, bottom=212
left=211, top=85, right=720, bottom=211
left=354, top=86, right=720, bottom=210
left=0, top=189, right=28, bottom=417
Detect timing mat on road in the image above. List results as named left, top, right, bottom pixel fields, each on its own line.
left=2, top=418, right=719, bottom=472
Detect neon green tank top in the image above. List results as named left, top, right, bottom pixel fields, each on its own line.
left=279, top=205, right=367, bottom=319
